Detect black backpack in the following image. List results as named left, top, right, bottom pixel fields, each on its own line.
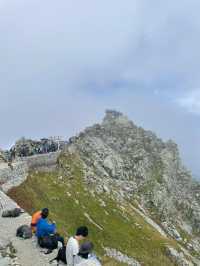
left=38, top=235, right=58, bottom=250
left=16, top=225, right=32, bottom=239
left=50, top=246, right=67, bottom=264
left=2, top=208, right=22, bottom=217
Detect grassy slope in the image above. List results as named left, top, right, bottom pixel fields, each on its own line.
left=8, top=153, right=176, bottom=266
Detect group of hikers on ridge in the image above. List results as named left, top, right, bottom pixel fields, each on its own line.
left=31, top=208, right=101, bottom=266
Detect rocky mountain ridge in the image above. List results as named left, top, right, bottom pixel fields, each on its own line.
left=64, top=110, right=200, bottom=249
left=1, top=110, right=200, bottom=265
left=65, top=111, right=200, bottom=227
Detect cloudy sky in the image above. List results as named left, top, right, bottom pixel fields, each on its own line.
left=0, top=0, right=199, bottom=178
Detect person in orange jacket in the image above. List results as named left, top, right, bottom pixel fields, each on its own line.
left=31, top=208, right=46, bottom=233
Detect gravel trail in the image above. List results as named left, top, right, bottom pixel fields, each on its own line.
left=0, top=190, right=59, bottom=266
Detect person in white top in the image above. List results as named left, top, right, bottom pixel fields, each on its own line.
left=74, top=241, right=101, bottom=266
left=66, top=226, right=89, bottom=266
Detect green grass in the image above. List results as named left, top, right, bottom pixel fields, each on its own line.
left=8, top=152, right=177, bottom=266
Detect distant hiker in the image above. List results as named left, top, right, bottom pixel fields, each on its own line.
left=66, top=226, right=89, bottom=266
left=75, top=241, right=101, bottom=266
left=31, top=209, right=42, bottom=233
left=36, top=208, right=64, bottom=254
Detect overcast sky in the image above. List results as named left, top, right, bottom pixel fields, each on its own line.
left=0, top=0, right=199, bottom=178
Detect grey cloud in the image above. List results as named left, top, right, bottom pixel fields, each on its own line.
left=0, top=0, right=200, bottom=177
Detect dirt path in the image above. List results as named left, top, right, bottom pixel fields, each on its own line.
left=0, top=190, right=59, bottom=266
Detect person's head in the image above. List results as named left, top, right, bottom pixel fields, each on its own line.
left=75, top=226, right=88, bottom=241
left=41, top=208, right=49, bottom=219
left=78, top=241, right=94, bottom=259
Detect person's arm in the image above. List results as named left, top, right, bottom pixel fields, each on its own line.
left=72, top=243, right=79, bottom=265
left=66, top=251, right=77, bottom=266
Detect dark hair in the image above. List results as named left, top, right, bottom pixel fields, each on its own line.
left=76, top=226, right=88, bottom=237
left=41, top=208, right=49, bottom=219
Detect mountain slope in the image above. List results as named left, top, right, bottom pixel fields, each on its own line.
left=65, top=110, right=200, bottom=234
left=7, top=110, right=200, bottom=265
left=8, top=154, right=176, bottom=266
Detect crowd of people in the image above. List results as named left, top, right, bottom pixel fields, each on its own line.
left=31, top=208, right=101, bottom=266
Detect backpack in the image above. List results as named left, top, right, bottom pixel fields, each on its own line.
left=50, top=246, right=67, bottom=264
left=38, top=235, right=58, bottom=250
left=2, top=208, right=22, bottom=217
left=16, top=225, right=32, bottom=239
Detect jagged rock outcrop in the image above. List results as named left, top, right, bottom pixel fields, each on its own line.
left=0, top=161, right=28, bottom=192
left=0, top=150, right=7, bottom=163
left=0, top=152, right=60, bottom=192
left=166, top=246, right=194, bottom=266
left=64, top=110, right=200, bottom=237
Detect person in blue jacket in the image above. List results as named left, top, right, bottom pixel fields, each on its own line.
left=36, top=208, right=64, bottom=254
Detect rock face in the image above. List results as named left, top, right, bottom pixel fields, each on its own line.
left=0, top=161, right=28, bottom=192
left=64, top=110, right=200, bottom=236
left=104, top=247, right=141, bottom=266
left=0, top=150, right=7, bottom=163
left=166, top=246, right=193, bottom=266
left=0, top=152, right=60, bottom=192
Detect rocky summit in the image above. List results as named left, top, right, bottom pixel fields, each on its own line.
left=1, top=110, right=200, bottom=266
left=67, top=110, right=200, bottom=232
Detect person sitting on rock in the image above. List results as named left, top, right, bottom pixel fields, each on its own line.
left=31, top=209, right=43, bottom=233
left=36, top=208, right=65, bottom=254
left=66, top=226, right=89, bottom=266
left=74, top=241, right=101, bottom=266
